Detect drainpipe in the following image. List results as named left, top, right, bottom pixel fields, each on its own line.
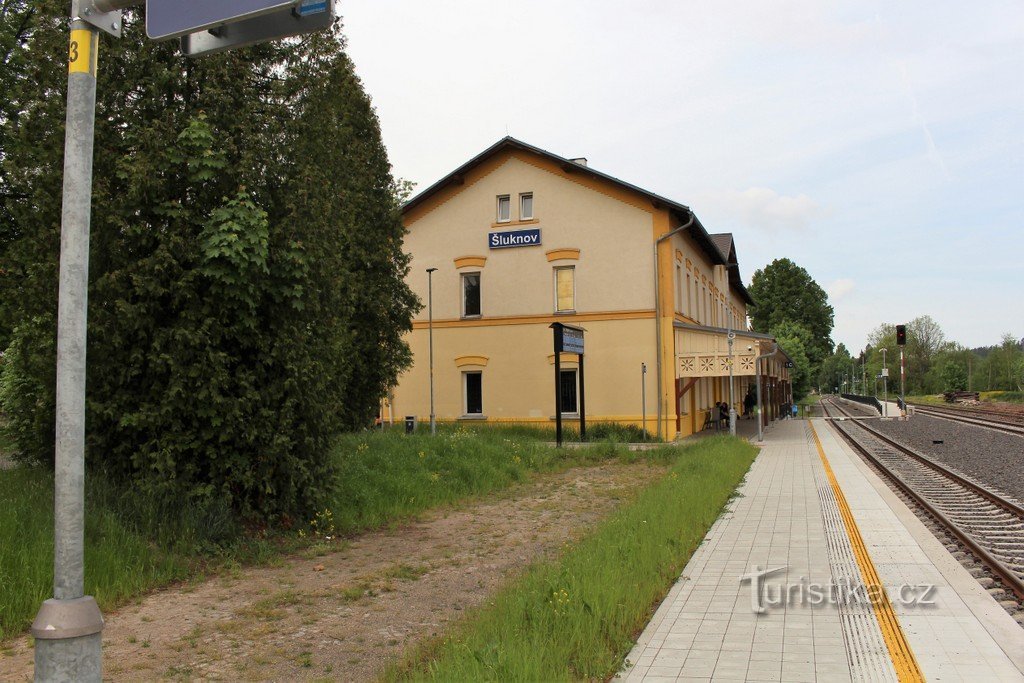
left=756, top=343, right=779, bottom=443
left=654, top=212, right=695, bottom=441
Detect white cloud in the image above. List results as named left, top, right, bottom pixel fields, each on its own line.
left=697, top=187, right=829, bottom=233
left=827, top=278, right=856, bottom=302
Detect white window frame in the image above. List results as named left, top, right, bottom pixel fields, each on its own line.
left=519, top=192, right=534, bottom=220
left=461, top=271, right=481, bottom=318
left=559, top=368, right=579, bottom=415
left=496, top=195, right=511, bottom=223
left=554, top=265, right=576, bottom=313
left=463, top=371, right=483, bottom=415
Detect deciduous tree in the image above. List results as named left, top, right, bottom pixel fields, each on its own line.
left=748, top=258, right=833, bottom=369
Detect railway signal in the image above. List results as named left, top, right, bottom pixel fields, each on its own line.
left=896, top=323, right=907, bottom=417
left=35, top=2, right=335, bottom=681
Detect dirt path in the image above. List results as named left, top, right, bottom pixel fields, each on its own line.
left=2, top=460, right=667, bottom=681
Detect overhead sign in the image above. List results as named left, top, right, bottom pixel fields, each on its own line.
left=180, top=1, right=334, bottom=57
left=489, top=228, right=541, bottom=249
left=147, top=0, right=299, bottom=40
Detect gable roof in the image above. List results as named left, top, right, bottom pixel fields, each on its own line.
left=709, top=233, right=735, bottom=264
left=403, top=136, right=754, bottom=305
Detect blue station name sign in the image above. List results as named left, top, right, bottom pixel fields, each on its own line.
left=489, top=228, right=541, bottom=249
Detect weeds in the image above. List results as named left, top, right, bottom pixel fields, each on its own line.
left=388, top=436, right=757, bottom=681
left=0, top=427, right=672, bottom=641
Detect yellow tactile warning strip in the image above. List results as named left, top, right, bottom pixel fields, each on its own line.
left=810, top=421, right=926, bottom=683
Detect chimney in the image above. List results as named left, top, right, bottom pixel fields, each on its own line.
left=568, top=157, right=588, bottom=167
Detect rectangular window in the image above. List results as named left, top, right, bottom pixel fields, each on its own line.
left=559, top=369, right=578, bottom=414
left=554, top=266, right=575, bottom=312
left=464, top=372, right=483, bottom=415
left=462, top=272, right=481, bottom=317
left=686, top=274, right=692, bottom=317
left=497, top=195, right=511, bottom=222
left=674, top=265, right=681, bottom=313
left=520, top=193, right=533, bottom=220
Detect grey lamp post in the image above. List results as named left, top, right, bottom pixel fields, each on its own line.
left=426, top=268, right=437, bottom=435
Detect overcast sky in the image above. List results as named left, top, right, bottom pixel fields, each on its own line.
left=340, top=1, right=1023, bottom=352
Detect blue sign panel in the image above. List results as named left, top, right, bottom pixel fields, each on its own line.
left=562, top=328, right=584, bottom=354
left=147, top=0, right=295, bottom=40
left=488, top=228, right=541, bottom=249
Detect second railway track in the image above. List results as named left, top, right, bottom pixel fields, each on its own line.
left=908, top=402, right=1024, bottom=437
left=822, top=398, right=1024, bottom=623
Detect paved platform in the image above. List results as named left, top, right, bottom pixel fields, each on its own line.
left=622, top=419, right=1024, bottom=682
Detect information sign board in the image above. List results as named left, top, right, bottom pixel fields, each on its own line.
left=488, top=228, right=541, bottom=249
left=147, top=0, right=295, bottom=40
left=561, top=327, right=584, bottom=354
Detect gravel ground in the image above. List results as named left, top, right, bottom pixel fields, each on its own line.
left=870, top=413, right=1024, bottom=504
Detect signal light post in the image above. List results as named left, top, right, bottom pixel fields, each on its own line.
left=896, top=324, right=907, bottom=417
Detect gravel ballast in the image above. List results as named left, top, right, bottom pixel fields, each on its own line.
left=868, top=413, right=1024, bottom=504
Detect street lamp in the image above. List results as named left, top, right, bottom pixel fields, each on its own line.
left=426, top=268, right=437, bottom=436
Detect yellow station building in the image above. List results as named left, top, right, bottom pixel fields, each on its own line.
left=388, top=138, right=791, bottom=440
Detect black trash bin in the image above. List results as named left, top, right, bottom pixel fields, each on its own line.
left=404, top=416, right=417, bottom=434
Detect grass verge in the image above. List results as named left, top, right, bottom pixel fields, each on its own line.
left=388, top=435, right=757, bottom=681
left=981, top=390, right=1024, bottom=404
left=326, top=428, right=669, bottom=534
left=0, top=428, right=666, bottom=641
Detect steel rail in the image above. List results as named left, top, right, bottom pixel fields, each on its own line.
left=830, top=401, right=1024, bottom=518
left=822, top=400, right=1024, bottom=602
left=910, top=404, right=1024, bottom=437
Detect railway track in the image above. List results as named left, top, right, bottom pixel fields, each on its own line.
left=822, top=398, right=1024, bottom=621
left=908, top=402, right=1024, bottom=437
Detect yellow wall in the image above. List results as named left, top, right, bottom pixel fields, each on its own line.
left=393, top=317, right=659, bottom=428
left=393, top=144, right=759, bottom=441
left=394, top=149, right=662, bottom=431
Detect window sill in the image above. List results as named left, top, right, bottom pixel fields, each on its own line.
left=490, top=218, right=539, bottom=228
left=549, top=414, right=581, bottom=420
left=554, top=310, right=577, bottom=316
left=458, top=414, right=487, bottom=421
left=461, top=314, right=482, bottom=320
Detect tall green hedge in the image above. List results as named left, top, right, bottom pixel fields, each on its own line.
left=0, top=3, right=418, bottom=520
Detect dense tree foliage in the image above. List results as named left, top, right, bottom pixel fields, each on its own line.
left=0, top=3, right=418, bottom=520
left=769, top=321, right=812, bottom=400
left=748, top=258, right=834, bottom=370
left=746, top=258, right=834, bottom=400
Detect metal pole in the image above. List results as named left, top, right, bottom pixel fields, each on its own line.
left=554, top=328, right=563, bottom=447
left=32, top=17, right=104, bottom=683
left=900, top=348, right=906, bottom=417
left=578, top=352, right=586, bottom=441
left=881, top=348, right=888, bottom=417
left=426, top=268, right=437, bottom=435
left=755, top=344, right=778, bottom=443
left=727, top=330, right=736, bottom=436
left=641, top=363, right=647, bottom=441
